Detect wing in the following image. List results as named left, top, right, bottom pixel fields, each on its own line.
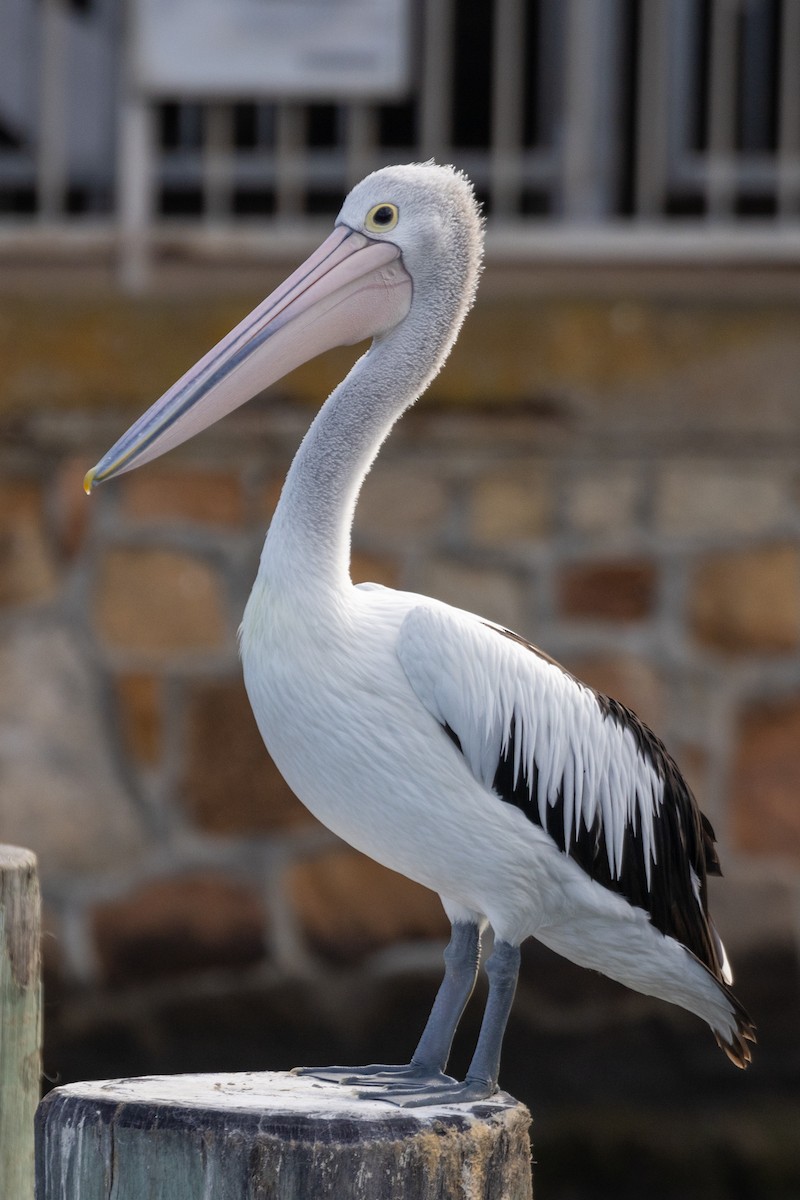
left=397, top=603, right=728, bottom=983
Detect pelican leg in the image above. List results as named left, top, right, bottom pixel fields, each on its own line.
left=378, top=939, right=520, bottom=1106
left=294, top=921, right=481, bottom=1089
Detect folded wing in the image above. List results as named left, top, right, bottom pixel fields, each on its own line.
left=397, top=603, right=729, bottom=984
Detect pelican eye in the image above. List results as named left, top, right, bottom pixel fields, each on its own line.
left=366, top=202, right=399, bottom=233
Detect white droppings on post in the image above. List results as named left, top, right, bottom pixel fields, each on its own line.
left=61, top=1070, right=514, bottom=1122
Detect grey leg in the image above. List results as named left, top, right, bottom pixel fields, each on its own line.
left=294, top=922, right=482, bottom=1089
left=381, top=939, right=521, bottom=1107
left=409, top=920, right=482, bottom=1071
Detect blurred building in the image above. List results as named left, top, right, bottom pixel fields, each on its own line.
left=3, top=0, right=800, bottom=267
left=1, top=3, right=800, bottom=1198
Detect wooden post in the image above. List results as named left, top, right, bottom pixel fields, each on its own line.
left=1, top=846, right=42, bottom=1200
left=36, top=1072, right=532, bottom=1199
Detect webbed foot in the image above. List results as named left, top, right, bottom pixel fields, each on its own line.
left=292, top=1063, right=454, bottom=1090
left=366, top=1076, right=498, bottom=1107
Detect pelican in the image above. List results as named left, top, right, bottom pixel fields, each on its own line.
left=85, top=162, right=754, bottom=1104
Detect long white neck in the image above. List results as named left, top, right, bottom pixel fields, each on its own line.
left=255, top=188, right=482, bottom=608
left=259, top=323, right=439, bottom=599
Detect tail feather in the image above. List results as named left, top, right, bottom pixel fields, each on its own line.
left=711, top=976, right=757, bottom=1069
left=715, top=1023, right=756, bottom=1068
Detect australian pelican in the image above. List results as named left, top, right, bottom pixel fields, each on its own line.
left=85, top=163, right=755, bottom=1104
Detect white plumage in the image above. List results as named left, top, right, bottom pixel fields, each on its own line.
left=86, top=162, right=755, bottom=1103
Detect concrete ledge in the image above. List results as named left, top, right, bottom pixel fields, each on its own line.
left=3, top=265, right=800, bottom=423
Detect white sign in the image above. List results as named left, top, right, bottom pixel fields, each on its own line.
left=131, top=0, right=412, bottom=100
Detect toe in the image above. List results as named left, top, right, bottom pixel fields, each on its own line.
left=369, top=1079, right=498, bottom=1107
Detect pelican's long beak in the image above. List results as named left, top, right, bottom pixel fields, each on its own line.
left=84, top=227, right=412, bottom=491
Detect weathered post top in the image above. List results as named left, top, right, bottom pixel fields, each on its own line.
left=36, top=1070, right=533, bottom=1199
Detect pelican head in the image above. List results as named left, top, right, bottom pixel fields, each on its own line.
left=84, top=162, right=483, bottom=492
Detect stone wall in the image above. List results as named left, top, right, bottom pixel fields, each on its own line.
left=2, top=262, right=799, bottom=1196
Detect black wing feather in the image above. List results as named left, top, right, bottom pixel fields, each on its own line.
left=473, top=627, right=728, bottom=983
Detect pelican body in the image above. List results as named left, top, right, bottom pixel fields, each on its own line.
left=86, top=163, right=754, bottom=1103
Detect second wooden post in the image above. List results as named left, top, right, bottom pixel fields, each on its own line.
left=0, top=845, right=41, bottom=1200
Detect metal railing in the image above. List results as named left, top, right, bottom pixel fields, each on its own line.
left=2, top=0, right=800, bottom=281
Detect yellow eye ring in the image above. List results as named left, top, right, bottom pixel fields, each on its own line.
left=365, top=202, right=399, bottom=233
